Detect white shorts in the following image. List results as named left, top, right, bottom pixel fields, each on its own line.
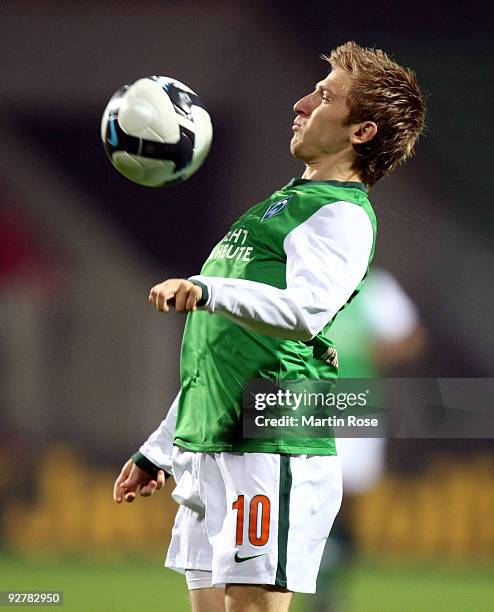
left=165, top=447, right=342, bottom=594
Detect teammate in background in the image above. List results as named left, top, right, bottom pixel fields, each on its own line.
left=315, top=269, right=426, bottom=612
left=113, top=42, right=426, bottom=612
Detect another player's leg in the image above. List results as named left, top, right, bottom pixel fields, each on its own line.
left=225, top=584, right=292, bottom=612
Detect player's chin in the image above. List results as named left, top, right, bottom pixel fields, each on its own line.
left=290, top=134, right=300, bottom=157
left=289, top=137, right=306, bottom=160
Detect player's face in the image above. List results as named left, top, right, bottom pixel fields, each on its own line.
left=290, top=68, right=355, bottom=162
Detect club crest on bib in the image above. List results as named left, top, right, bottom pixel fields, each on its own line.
left=260, top=195, right=293, bottom=222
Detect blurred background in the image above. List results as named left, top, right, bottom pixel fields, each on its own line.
left=1, top=1, right=493, bottom=610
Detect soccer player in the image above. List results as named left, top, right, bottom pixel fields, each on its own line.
left=314, top=268, right=426, bottom=612
left=113, top=42, right=426, bottom=612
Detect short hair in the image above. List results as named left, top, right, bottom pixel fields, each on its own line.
left=326, top=41, right=427, bottom=186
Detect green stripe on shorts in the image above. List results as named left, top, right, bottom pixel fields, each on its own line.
left=275, top=455, right=292, bottom=588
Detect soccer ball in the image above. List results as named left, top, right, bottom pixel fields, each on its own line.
left=101, top=76, right=213, bottom=187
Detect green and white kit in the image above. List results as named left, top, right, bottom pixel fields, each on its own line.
left=134, top=178, right=377, bottom=593
left=140, top=179, right=376, bottom=459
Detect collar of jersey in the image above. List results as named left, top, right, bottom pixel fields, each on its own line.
left=285, top=178, right=367, bottom=192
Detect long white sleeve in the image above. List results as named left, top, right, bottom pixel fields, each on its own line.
left=138, top=392, right=179, bottom=474
left=191, top=201, right=373, bottom=341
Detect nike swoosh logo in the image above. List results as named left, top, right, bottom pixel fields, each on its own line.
left=107, top=118, right=119, bottom=147
left=234, top=552, right=267, bottom=563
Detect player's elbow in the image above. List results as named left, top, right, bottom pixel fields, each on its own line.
left=293, top=322, right=315, bottom=342
left=292, top=303, right=334, bottom=342
left=285, top=288, right=335, bottom=341
left=289, top=314, right=320, bottom=342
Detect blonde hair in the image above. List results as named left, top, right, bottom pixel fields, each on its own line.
left=326, top=41, right=427, bottom=186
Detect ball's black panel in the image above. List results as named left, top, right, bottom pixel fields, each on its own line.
left=140, top=125, right=195, bottom=170
left=103, top=113, right=139, bottom=156
left=103, top=114, right=195, bottom=171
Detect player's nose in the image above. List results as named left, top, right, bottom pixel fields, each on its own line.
left=293, top=93, right=314, bottom=117
left=293, top=96, right=306, bottom=116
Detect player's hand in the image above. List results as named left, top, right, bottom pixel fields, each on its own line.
left=113, top=458, right=165, bottom=504
left=148, top=278, right=202, bottom=313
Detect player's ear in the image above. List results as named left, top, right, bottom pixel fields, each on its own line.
left=350, top=121, right=377, bottom=145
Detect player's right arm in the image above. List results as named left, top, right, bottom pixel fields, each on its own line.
left=113, top=392, right=179, bottom=504
left=189, top=201, right=373, bottom=340
left=148, top=201, right=373, bottom=341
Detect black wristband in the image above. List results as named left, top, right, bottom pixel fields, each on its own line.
left=131, top=451, right=166, bottom=480
left=190, top=280, right=209, bottom=307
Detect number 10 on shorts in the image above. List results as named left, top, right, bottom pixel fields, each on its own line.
left=232, top=494, right=271, bottom=546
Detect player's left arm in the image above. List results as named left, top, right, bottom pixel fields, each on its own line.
left=149, top=202, right=373, bottom=341
left=113, top=393, right=179, bottom=504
